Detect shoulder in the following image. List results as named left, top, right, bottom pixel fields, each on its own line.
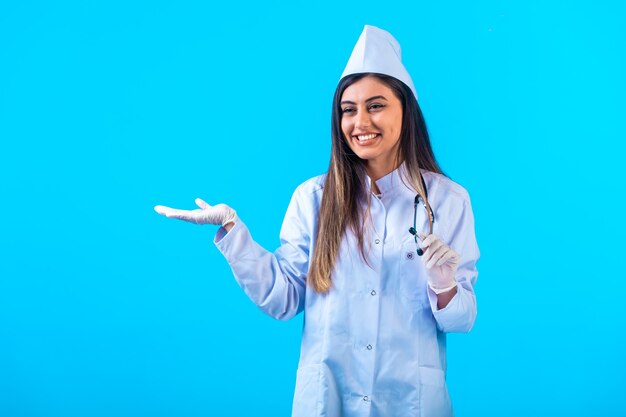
left=421, top=170, right=477, bottom=244
left=421, top=169, right=471, bottom=204
left=422, top=170, right=475, bottom=234
left=293, top=173, right=326, bottom=197
left=281, top=174, right=325, bottom=229
left=283, top=173, right=326, bottom=213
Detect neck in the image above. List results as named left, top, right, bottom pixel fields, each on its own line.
left=366, top=158, right=401, bottom=183
left=367, top=158, right=402, bottom=195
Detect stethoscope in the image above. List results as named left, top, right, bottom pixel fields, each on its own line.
left=408, top=173, right=435, bottom=256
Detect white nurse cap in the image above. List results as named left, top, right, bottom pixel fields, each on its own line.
left=340, top=25, right=418, bottom=100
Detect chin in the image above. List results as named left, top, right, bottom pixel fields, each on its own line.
left=354, top=151, right=377, bottom=161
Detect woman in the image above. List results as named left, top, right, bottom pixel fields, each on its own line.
left=155, top=25, right=480, bottom=417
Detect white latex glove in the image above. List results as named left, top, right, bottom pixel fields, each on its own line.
left=154, top=198, right=237, bottom=226
left=419, top=234, right=460, bottom=294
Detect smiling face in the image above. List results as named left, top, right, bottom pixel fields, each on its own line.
left=340, top=75, right=404, bottom=178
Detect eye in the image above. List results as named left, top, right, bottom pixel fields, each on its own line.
left=341, top=107, right=355, bottom=114
left=369, top=103, right=385, bottom=111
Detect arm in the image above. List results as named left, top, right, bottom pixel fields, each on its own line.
left=213, top=185, right=313, bottom=321
left=435, top=286, right=457, bottom=310
left=425, top=197, right=480, bottom=333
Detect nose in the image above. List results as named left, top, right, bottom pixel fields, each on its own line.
left=355, top=108, right=372, bottom=130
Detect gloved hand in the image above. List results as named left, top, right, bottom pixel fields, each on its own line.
left=419, top=234, right=460, bottom=294
left=154, top=198, right=238, bottom=226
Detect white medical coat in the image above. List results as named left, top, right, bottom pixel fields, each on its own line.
left=214, top=163, right=480, bottom=417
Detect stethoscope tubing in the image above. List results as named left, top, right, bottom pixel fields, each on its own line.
left=408, top=172, right=434, bottom=257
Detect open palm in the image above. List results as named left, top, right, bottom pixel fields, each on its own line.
left=154, top=198, right=237, bottom=226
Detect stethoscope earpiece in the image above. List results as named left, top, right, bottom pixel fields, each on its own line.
left=408, top=227, right=424, bottom=256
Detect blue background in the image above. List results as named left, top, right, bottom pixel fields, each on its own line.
left=1, top=0, right=624, bottom=416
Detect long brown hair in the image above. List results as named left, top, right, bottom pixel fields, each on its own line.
left=308, top=73, right=444, bottom=293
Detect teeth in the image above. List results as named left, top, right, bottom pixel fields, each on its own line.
left=357, top=133, right=378, bottom=141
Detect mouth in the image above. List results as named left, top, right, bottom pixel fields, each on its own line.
left=352, top=133, right=380, bottom=145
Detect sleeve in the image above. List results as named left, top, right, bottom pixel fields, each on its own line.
left=212, top=185, right=313, bottom=321
left=426, top=195, right=480, bottom=333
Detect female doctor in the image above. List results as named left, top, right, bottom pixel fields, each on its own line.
left=155, top=25, right=480, bottom=417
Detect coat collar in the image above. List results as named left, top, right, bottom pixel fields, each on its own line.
left=366, top=162, right=410, bottom=196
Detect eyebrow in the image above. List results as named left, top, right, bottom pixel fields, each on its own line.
left=340, top=95, right=388, bottom=105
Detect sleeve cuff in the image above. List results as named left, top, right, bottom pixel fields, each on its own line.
left=213, top=219, right=249, bottom=264
left=426, top=282, right=459, bottom=313
left=427, top=282, right=476, bottom=333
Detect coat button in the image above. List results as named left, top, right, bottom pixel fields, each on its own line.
left=366, top=344, right=372, bottom=350
left=363, top=395, right=369, bottom=402
left=370, top=290, right=376, bottom=296
left=375, top=239, right=380, bottom=244
left=406, top=251, right=415, bottom=260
